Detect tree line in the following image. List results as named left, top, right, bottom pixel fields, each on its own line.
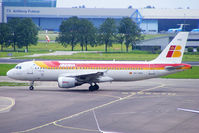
left=56, top=16, right=143, bottom=52
left=0, top=18, right=38, bottom=52
left=0, top=17, right=142, bottom=53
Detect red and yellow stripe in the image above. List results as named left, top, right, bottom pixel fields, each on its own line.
left=34, top=61, right=191, bottom=70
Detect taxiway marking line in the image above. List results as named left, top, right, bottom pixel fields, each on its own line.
left=0, top=96, right=15, bottom=112
left=122, top=92, right=129, bottom=95
left=13, top=84, right=165, bottom=133
left=111, top=111, right=136, bottom=115
left=131, top=95, right=176, bottom=99
left=91, top=93, right=122, bottom=99
left=53, top=122, right=98, bottom=132
left=122, top=92, right=176, bottom=96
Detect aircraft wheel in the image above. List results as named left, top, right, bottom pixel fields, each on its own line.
left=29, top=86, right=34, bottom=90
left=89, top=86, right=95, bottom=91
left=89, top=84, right=99, bottom=91
left=94, top=84, right=99, bottom=90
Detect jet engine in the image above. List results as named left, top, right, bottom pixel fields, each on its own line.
left=58, top=77, right=78, bottom=88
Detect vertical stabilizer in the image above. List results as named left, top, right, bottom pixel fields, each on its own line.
left=151, top=32, right=189, bottom=64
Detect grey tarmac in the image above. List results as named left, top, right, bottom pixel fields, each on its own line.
left=0, top=78, right=199, bottom=133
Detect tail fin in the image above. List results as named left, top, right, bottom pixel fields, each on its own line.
left=151, top=32, right=189, bottom=64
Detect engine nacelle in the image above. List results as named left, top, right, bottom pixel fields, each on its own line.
left=58, top=77, right=77, bottom=88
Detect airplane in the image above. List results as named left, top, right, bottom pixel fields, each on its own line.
left=7, top=32, right=191, bottom=91
left=191, top=28, right=199, bottom=33
left=45, top=35, right=50, bottom=43
left=168, top=24, right=188, bottom=33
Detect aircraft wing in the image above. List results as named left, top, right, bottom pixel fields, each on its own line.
left=165, top=65, right=185, bottom=71
left=59, top=70, right=113, bottom=83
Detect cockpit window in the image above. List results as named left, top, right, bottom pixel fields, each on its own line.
left=15, top=66, right=22, bottom=69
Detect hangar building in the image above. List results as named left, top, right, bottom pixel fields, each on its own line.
left=139, top=9, right=199, bottom=33
left=1, top=0, right=199, bottom=33
left=3, top=7, right=142, bottom=31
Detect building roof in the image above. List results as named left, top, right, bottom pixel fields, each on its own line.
left=5, top=7, right=137, bottom=18
left=139, top=9, right=199, bottom=19
left=55, top=8, right=136, bottom=18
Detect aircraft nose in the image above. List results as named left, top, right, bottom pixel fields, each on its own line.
left=7, top=69, right=14, bottom=79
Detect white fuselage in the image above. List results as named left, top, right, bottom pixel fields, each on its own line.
left=7, top=60, right=184, bottom=82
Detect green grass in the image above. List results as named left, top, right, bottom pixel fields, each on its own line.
left=37, top=32, right=166, bottom=41
left=1, top=42, right=152, bottom=58
left=182, top=54, right=199, bottom=62
left=0, top=51, right=34, bottom=58
left=38, top=33, right=58, bottom=41
left=0, top=33, right=198, bottom=61
left=14, top=52, right=199, bottom=62
left=0, top=42, right=62, bottom=58
left=162, top=66, right=199, bottom=79
left=1, top=34, right=168, bottom=54
left=0, top=82, right=28, bottom=86
left=15, top=52, right=157, bottom=61
left=143, top=34, right=168, bottom=40
left=0, top=64, right=16, bottom=76
left=0, top=42, right=118, bottom=58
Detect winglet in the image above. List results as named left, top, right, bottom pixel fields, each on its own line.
left=150, top=32, right=189, bottom=64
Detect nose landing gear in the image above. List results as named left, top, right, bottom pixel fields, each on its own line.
left=29, top=81, right=34, bottom=90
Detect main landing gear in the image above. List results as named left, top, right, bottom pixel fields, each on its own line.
left=29, top=81, right=34, bottom=90
left=89, top=83, right=99, bottom=91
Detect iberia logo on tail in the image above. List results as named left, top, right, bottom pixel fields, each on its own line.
left=166, top=45, right=182, bottom=58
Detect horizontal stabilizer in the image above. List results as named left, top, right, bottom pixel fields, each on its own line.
left=165, top=65, right=185, bottom=71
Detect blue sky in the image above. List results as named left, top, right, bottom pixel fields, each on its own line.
left=57, top=0, right=199, bottom=9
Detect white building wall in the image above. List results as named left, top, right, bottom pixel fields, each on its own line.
left=140, top=19, right=158, bottom=34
